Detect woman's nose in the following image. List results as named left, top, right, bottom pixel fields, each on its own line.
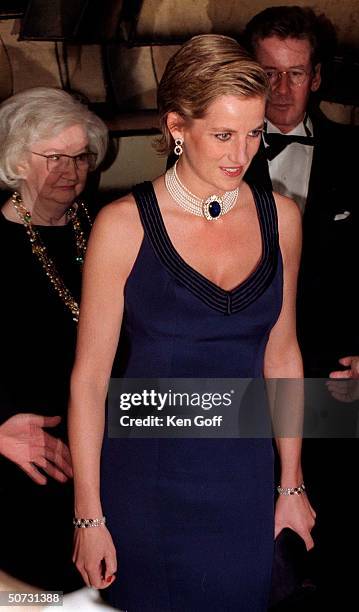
left=229, top=138, right=249, bottom=166
left=61, top=157, right=79, bottom=179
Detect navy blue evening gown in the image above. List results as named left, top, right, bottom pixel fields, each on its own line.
left=101, top=181, right=283, bottom=611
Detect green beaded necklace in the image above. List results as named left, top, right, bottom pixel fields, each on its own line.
left=11, top=191, right=92, bottom=322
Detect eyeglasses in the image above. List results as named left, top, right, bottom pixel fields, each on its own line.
left=31, top=151, right=97, bottom=173
left=264, top=69, right=312, bottom=87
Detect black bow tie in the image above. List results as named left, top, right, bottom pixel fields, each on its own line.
left=264, top=132, right=315, bottom=161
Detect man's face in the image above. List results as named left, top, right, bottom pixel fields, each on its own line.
left=254, top=36, right=321, bottom=133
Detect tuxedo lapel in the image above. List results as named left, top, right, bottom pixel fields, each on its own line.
left=304, top=112, right=357, bottom=224
left=297, top=112, right=359, bottom=373
left=304, top=114, right=334, bottom=219
left=245, top=140, right=273, bottom=192
left=304, top=126, right=321, bottom=217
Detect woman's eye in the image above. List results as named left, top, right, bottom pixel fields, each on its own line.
left=248, top=129, right=263, bottom=138
left=48, top=154, right=61, bottom=161
left=215, top=133, right=231, bottom=142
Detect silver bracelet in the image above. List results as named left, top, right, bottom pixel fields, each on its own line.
left=277, top=483, right=306, bottom=496
left=73, top=516, right=106, bottom=528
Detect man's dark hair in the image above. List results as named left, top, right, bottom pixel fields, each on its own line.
left=242, top=5, right=337, bottom=67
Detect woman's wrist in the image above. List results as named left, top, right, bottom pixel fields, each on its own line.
left=73, top=516, right=106, bottom=528
left=277, top=482, right=305, bottom=496
left=74, top=486, right=103, bottom=517
left=279, top=468, right=303, bottom=488
left=75, top=499, right=103, bottom=517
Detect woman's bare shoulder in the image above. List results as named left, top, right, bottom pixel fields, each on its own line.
left=272, top=192, right=302, bottom=261
left=91, top=194, right=142, bottom=241
left=273, top=192, right=301, bottom=229
left=86, top=193, right=144, bottom=274
left=95, top=193, right=139, bottom=227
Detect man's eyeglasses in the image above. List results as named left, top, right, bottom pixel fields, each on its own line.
left=31, top=151, right=97, bottom=173
left=264, top=69, right=312, bottom=87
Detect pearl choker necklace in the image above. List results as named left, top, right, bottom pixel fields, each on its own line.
left=165, top=161, right=239, bottom=221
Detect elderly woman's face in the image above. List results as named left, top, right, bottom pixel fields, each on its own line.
left=18, top=124, right=90, bottom=206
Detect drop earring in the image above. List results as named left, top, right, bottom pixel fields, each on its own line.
left=174, top=138, right=183, bottom=156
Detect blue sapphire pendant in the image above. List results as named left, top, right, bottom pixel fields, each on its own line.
left=203, top=195, right=223, bottom=221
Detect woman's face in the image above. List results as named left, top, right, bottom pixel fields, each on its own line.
left=18, top=124, right=90, bottom=206
left=170, top=94, right=265, bottom=196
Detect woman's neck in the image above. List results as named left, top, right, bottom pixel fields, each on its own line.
left=2, top=187, right=71, bottom=226
left=30, top=202, right=69, bottom=226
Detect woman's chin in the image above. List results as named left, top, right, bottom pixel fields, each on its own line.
left=51, top=186, right=80, bottom=203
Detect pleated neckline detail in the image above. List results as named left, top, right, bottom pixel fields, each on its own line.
left=132, top=181, right=279, bottom=315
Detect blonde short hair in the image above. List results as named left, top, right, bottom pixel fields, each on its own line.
left=0, top=87, right=108, bottom=189
left=156, top=34, right=269, bottom=155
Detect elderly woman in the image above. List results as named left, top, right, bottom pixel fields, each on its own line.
left=0, top=87, right=107, bottom=591
left=69, top=36, right=315, bottom=611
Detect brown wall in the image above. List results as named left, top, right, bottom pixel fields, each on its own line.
left=137, top=0, right=359, bottom=50
left=1, top=1, right=358, bottom=192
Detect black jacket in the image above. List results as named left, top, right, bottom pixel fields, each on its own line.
left=246, top=112, right=359, bottom=376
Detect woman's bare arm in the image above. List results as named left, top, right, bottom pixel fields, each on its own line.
left=264, top=194, right=315, bottom=550
left=68, top=197, right=143, bottom=587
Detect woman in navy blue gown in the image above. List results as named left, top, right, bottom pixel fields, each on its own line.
left=69, top=35, right=315, bottom=611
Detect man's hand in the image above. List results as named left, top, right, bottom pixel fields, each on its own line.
left=330, top=356, right=359, bottom=379
left=0, top=413, right=73, bottom=484
left=328, top=357, right=359, bottom=402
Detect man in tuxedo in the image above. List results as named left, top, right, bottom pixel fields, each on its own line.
left=243, top=6, right=359, bottom=607
left=243, top=6, right=358, bottom=379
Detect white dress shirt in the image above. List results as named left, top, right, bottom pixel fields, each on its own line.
left=264, top=117, right=314, bottom=213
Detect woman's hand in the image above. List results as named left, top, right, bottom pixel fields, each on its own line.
left=274, top=493, right=316, bottom=551
left=73, top=525, right=117, bottom=589
left=0, top=413, right=73, bottom=484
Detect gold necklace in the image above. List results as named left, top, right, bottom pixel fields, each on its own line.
left=11, top=191, right=92, bottom=322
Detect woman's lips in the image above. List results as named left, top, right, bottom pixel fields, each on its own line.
left=220, top=167, right=243, bottom=178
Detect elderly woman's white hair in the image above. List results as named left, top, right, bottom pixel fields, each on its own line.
left=0, top=87, right=108, bottom=189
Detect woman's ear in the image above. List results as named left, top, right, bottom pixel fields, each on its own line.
left=16, top=157, right=30, bottom=180
left=166, top=112, right=185, bottom=140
